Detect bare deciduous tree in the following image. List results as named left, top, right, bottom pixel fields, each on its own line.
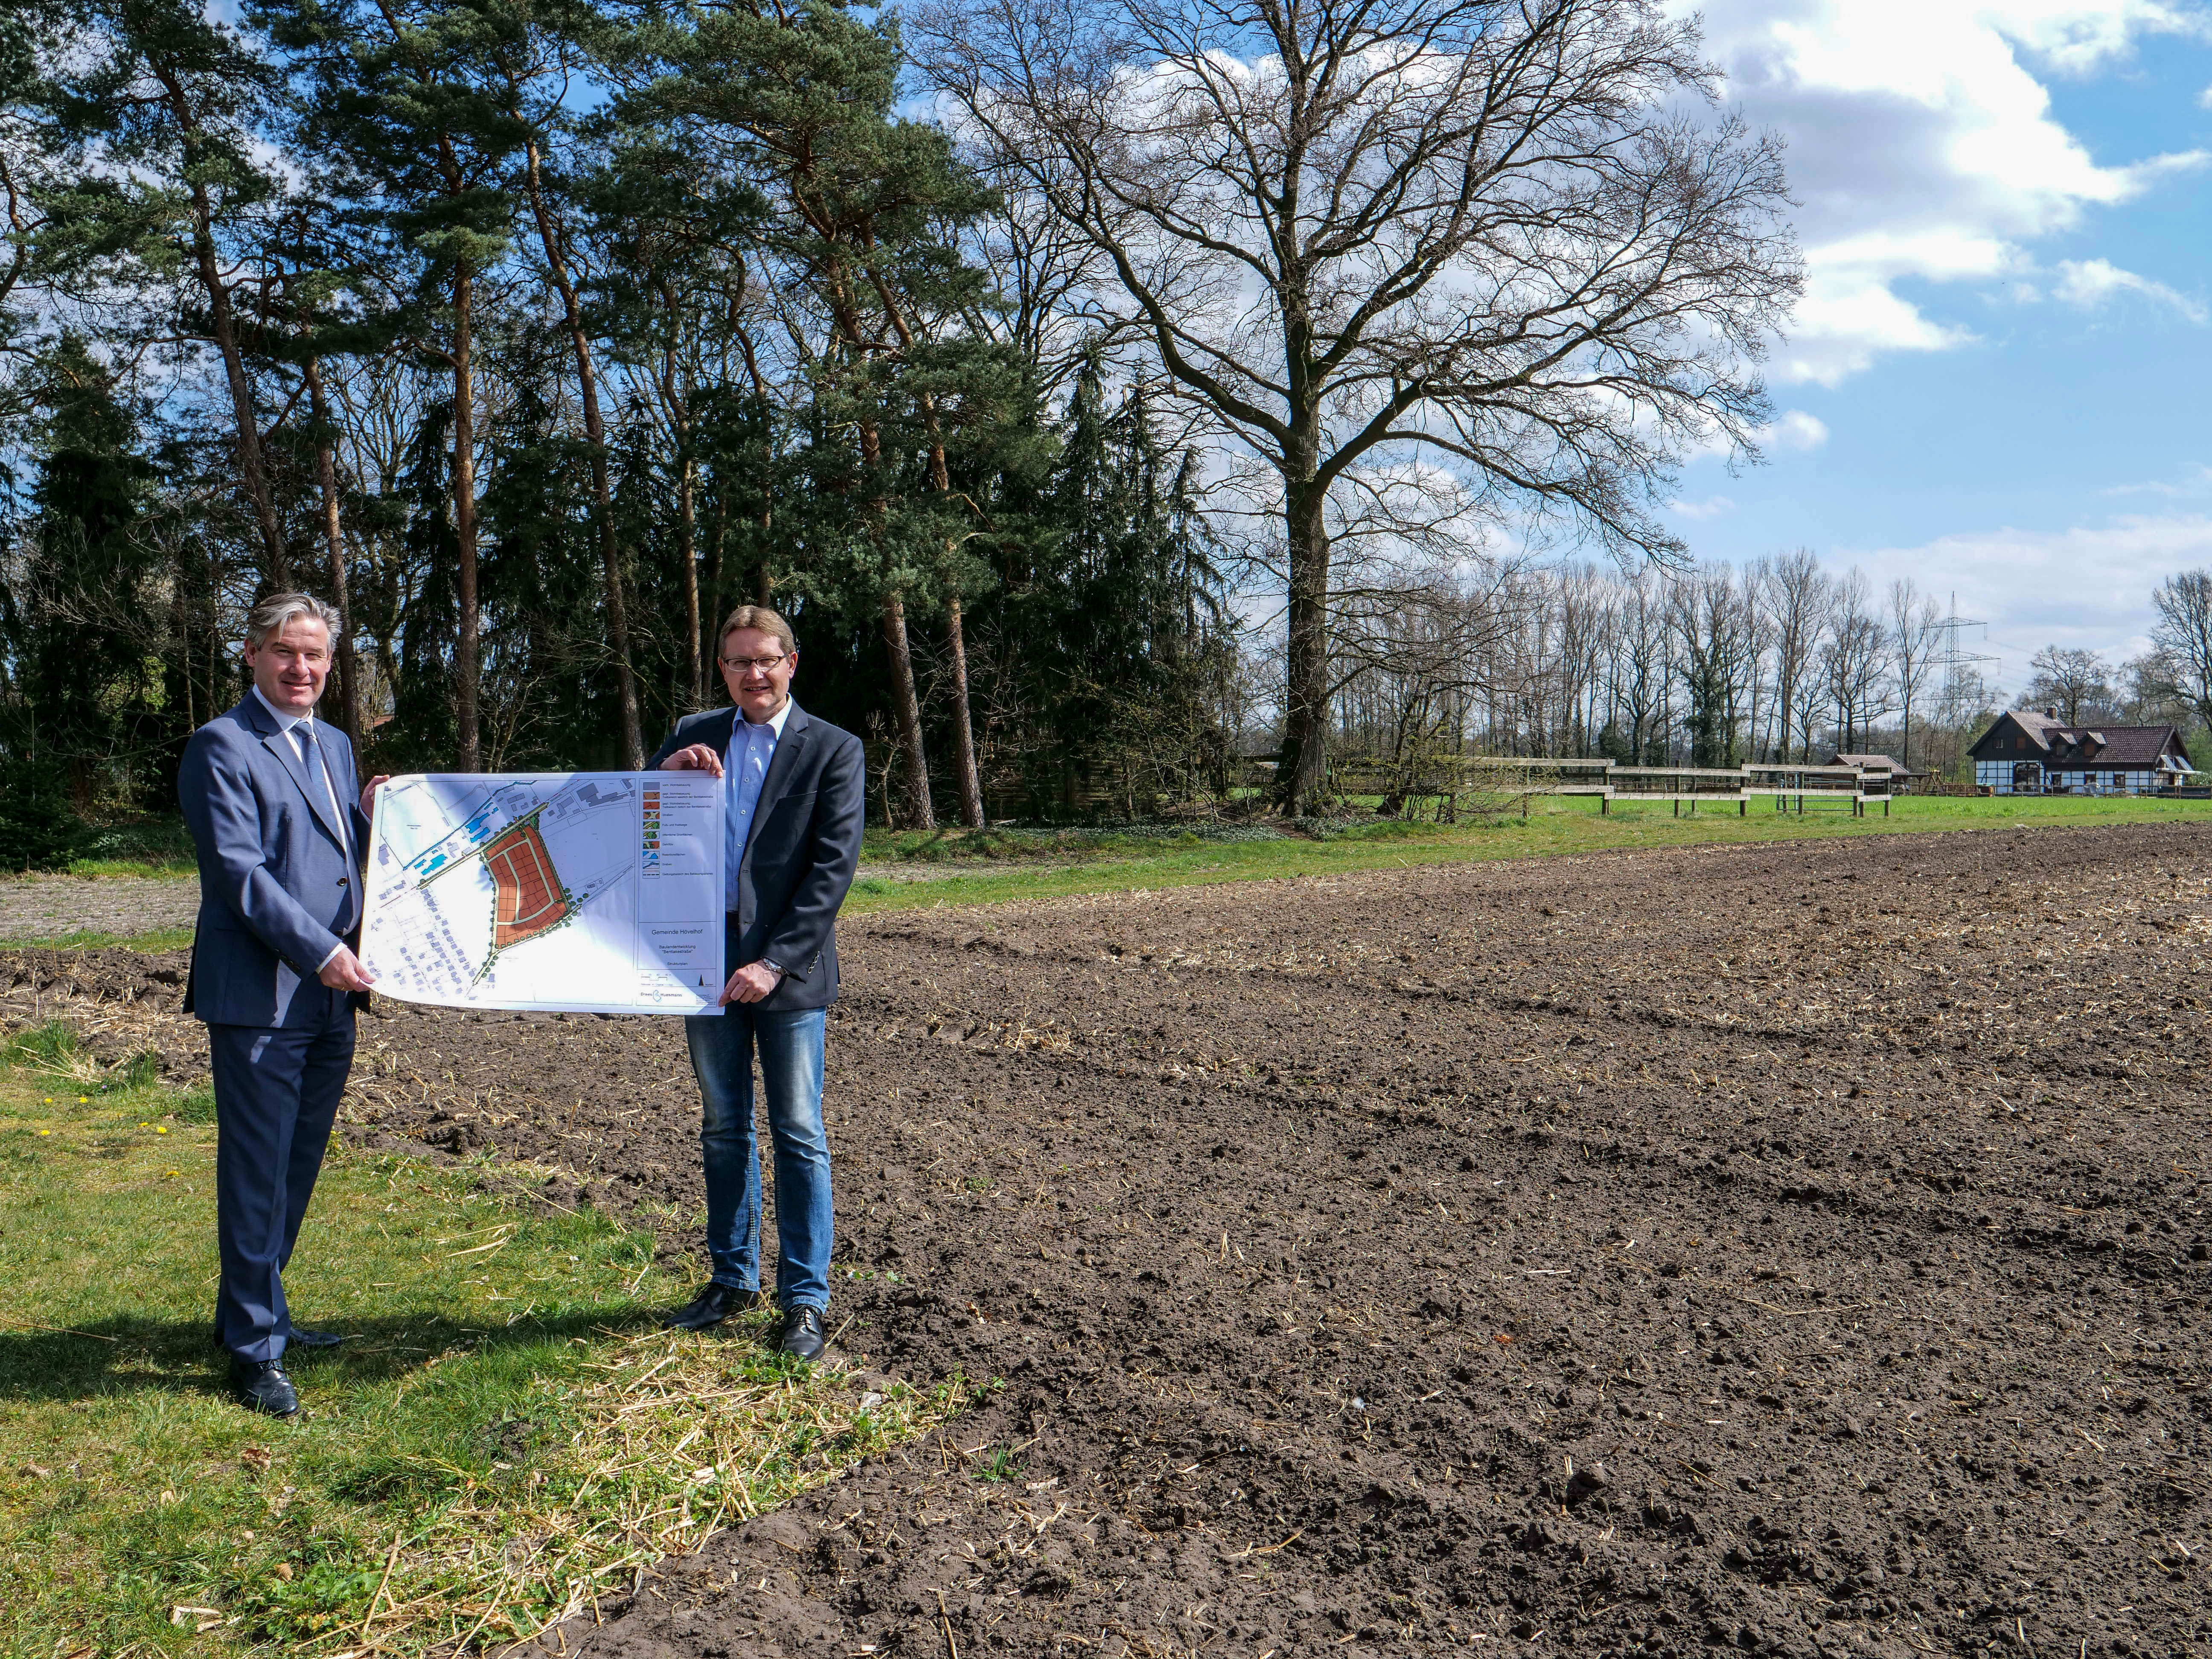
left=1755, top=548, right=1827, bottom=763
left=1668, top=565, right=1755, bottom=765
left=2025, top=645, right=2114, bottom=725
left=1886, top=578, right=1939, bottom=771
left=2150, top=571, right=2212, bottom=737
left=914, top=0, right=1801, bottom=808
left=1820, top=569, right=1887, bottom=754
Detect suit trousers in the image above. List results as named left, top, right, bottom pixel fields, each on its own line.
left=207, top=990, right=355, bottom=1363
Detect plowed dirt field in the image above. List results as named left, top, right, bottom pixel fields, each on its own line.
left=7, top=823, right=2210, bottom=1659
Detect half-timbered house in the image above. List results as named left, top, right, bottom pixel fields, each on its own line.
left=1968, top=708, right=2194, bottom=794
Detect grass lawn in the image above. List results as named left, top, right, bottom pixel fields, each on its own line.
left=8, top=794, right=2212, bottom=952
left=22, top=816, right=201, bottom=881
left=3, top=925, right=198, bottom=953
left=839, top=792, right=2212, bottom=916
left=0, top=1025, right=960, bottom=1658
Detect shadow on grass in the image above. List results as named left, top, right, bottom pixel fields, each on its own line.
left=0, top=1303, right=690, bottom=1403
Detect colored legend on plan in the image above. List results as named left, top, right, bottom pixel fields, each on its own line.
left=641, top=786, right=661, bottom=871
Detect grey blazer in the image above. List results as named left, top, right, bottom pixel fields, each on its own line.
left=647, top=700, right=866, bottom=1011
left=179, top=695, right=371, bottom=1027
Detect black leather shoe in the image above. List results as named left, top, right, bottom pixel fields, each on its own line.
left=776, top=1305, right=826, bottom=1364
left=229, top=1358, right=299, bottom=1417
left=664, top=1284, right=762, bottom=1331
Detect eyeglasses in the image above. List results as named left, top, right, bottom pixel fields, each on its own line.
left=720, top=653, right=792, bottom=674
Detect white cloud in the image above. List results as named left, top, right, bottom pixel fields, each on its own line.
left=1840, top=509, right=2212, bottom=664
left=2201, top=81, right=2212, bottom=107
left=2055, top=257, right=2211, bottom=321
left=1766, top=410, right=1831, bottom=452
left=1671, top=495, right=1739, bottom=521
left=1696, top=0, right=2211, bottom=384
left=1987, top=0, right=2212, bottom=71
left=2101, top=465, right=2212, bottom=498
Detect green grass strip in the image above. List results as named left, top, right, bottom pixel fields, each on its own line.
left=0, top=1039, right=961, bottom=1657
left=841, top=792, right=2212, bottom=915
left=14, top=794, right=2212, bottom=952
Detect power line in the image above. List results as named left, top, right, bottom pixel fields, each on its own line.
left=1935, top=591, right=2000, bottom=712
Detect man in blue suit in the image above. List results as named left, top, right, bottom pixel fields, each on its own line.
left=649, top=605, right=866, bottom=1362
left=180, top=594, right=383, bottom=1415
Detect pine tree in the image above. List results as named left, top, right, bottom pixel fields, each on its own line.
left=261, top=0, right=531, bottom=771
left=625, top=0, right=1031, bottom=828
left=0, top=337, right=171, bottom=811
left=40, top=0, right=292, bottom=584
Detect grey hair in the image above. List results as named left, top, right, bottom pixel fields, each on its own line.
left=246, top=592, right=343, bottom=647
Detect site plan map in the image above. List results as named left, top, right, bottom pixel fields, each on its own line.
left=361, top=772, right=725, bottom=1015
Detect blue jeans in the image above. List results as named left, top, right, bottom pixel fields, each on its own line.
left=683, top=1004, right=832, bottom=1311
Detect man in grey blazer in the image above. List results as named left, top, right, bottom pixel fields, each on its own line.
left=179, top=594, right=382, bottom=1415
left=649, top=604, right=866, bottom=1362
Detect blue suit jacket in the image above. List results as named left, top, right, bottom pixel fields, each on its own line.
left=648, top=700, right=865, bottom=1011
left=180, top=695, right=371, bottom=1027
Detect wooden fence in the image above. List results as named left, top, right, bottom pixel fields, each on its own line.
left=1314, top=755, right=1903, bottom=818
left=997, top=753, right=1909, bottom=820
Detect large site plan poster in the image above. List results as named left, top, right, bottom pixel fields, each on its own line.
left=361, top=772, right=725, bottom=1016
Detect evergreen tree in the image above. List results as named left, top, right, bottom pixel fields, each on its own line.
left=39, top=0, right=292, bottom=583
left=0, top=337, right=172, bottom=816
left=262, top=0, right=532, bottom=771
left=626, top=0, right=1026, bottom=827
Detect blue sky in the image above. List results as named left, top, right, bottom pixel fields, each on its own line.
left=1665, top=0, right=2211, bottom=691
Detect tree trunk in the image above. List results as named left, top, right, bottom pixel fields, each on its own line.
left=848, top=390, right=930, bottom=826
left=452, top=266, right=481, bottom=772
left=704, top=489, right=728, bottom=670
left=881, top=590, right=934, bottom=830
left=1279, top=478, right=1331, bottom=812
left=678, top=452, right=701, bottom=707
left=158, top=72, right=288, bottom=589
left=522, top=139, right=644, bottom=766
left=189, top=181, right=285, bottom=586
left=945, top=591, right=984, bottom=827
left=304, top=358, right=361, bottom=749
left=734, top=322, right=774, bottom=616
left=920, top=422, right=984, bottom=829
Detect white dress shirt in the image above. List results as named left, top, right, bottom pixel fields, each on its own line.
left=253, top=686, right=352, bottom=968
left=725, top=697, right=793, bottom=918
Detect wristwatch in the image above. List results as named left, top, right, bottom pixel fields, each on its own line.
left=761, top=959, right=787, bottom=978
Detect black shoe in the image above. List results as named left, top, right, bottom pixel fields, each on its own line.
left=229, top=1358, right=299, bottom=1417
left=664, top=1283, right=762, bottom=1331
left=776, top=1305, right=826, bottom=1364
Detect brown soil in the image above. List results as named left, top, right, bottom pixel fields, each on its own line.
left=6, top=824, right=2211, bottom=1658
left=0, top=873, right=198, bottom=943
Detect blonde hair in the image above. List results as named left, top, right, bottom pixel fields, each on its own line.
left=719, top=604, right=796, bottom=656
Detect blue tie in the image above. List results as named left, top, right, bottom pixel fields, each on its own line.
left=303, top=727, right=356, bottom=934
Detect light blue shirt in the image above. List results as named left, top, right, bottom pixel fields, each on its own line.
left=725, top=698, right=792, bottom=912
